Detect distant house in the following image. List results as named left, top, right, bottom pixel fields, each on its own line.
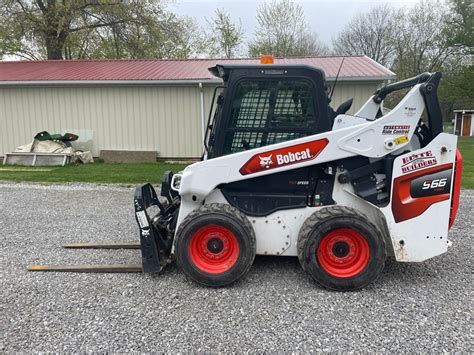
left=453, top=110, right=473, bottom=137
left=0, top=56, right=396, bottom=159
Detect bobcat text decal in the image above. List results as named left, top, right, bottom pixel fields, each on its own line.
left=239, top=139, right=329, bottom=175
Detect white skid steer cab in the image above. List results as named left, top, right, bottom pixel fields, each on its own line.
left=29, top=59, right=463, bottom=291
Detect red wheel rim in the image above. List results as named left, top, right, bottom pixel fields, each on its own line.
left=189, top=225, right=240, bottom=274
left=317, top=228, right=370, bottom=278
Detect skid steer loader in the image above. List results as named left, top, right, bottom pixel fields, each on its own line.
left=132, top=60, right=462, bottom=290
left=29, top=58, right=463, bottom=291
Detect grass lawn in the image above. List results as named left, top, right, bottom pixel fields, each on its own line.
left=458, top=137, right=473, bottom=189
left=0, top=161, right=187, bottom=185
left=0, top=138, right=472, bottom=188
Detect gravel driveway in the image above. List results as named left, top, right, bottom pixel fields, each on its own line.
left=1, top=183, right=472, bottom=352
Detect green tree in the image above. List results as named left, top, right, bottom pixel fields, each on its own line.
left=0, top=0, right=44, bottom=59
left=87, top=12, right=203, bottom=59
left=0, top=0, right=203, bottom=60
left=332, top=0, right=472, bottom=118
left=439, top=61, right=474, bottom=110
left=391, top=1, right=455, bottom=78
left=1, top=0, right=129, bottom=59
left=438, top=0, right=473, bottom=111
left=206, top=8, right=244, bottom=58
left=446, top=0, right=473, bottom=53
left=248, top=0, right=328, bottom=57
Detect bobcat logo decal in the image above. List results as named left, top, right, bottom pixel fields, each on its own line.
left=239, top=139, right=329, bottom=175
left=259, top=155, right=273, bottom=169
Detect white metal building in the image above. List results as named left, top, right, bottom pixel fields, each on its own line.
left=0, top=57, right=396, bottom=159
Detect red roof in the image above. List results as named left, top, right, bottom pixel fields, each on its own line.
left=0, top=56, right=395, bottom=83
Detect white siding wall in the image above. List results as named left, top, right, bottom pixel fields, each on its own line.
left=0, top=81, right=380, bottom=158
left=330, top=81, right=381, bottom=114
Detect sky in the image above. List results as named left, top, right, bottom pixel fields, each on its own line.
left=170, top=0, right=422, bottom=47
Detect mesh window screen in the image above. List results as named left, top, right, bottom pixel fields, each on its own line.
left=224, top=131, right=307, bottom=153
left=224, top=79, right=318, bottom=154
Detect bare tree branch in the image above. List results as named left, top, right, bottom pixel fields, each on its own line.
left=70, top=20, right=126, bottom=33
left=35, top=0, right=47, bottom=14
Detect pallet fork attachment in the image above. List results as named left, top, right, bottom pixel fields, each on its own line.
left=28, top=180, right=178, bottom=274
left=27, top=264, right=143, bottom=273
left=27, top=240, right=144, bottom=273
left=63, top=241, right=141, bottom=249
left=134, top=182, right=177, bottom=273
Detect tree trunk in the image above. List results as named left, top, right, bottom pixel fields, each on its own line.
left=41, top=0, right=68, bottom=60
left=45, top=32, right=66, bottom=59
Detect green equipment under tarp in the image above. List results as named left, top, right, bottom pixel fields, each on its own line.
left=34, top=131, right=79, bottom=143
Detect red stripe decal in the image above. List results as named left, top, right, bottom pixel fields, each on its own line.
left=449, top=149, right=463, bottom=229
left=239, top=139, right=329, bottom=175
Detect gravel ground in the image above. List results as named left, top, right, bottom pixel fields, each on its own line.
left=1, top=182, right=472, bottom=352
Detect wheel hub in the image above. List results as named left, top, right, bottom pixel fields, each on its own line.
left=332, top=241, right=350, bottom=258
left=317, top=228, right=370, bottom=278
left=189, top=225, right=239, bottom=274
left=207, top=237, right=224, bottom=254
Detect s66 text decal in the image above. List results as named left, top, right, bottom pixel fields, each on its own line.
left=410, top=169, right=452, bottom=198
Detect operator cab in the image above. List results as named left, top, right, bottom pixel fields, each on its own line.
left=205, top=64, right=336, bottom=159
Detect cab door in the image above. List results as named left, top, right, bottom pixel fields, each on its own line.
left=208, top=66, right=331, bottom=158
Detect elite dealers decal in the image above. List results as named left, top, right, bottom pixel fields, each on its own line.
left=239, top=139, right=329, bottom=175
left=401, top=150, right=437, bottom=173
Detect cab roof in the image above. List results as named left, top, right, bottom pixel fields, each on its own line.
left=208, top=64, right=327, bottom=82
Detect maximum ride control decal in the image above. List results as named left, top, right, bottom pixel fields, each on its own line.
left=382, top=124, right=410, bottom=135
left=239, top=139, right=329, bottom=175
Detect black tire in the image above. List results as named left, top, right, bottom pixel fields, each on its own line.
left=175, top=203, right=256, bottom=287
left=297, top=206, right=386, bottom=291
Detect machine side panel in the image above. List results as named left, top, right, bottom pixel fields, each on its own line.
left=382, top=133, right=458, bottom=262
